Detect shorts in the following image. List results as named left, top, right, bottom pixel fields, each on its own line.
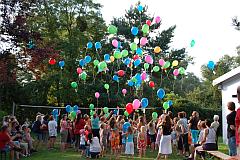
left=79, top=144, right=86, bottom=150
left=203, top=143, right=217, bottom=151
left=90, top=152, right=100, bottom=158
left=149, top=134, right=156, bottom=143
left=60, top=130, right=68, bottom=143
left=2, top=145, right=11, bottom=152
left=49, top=136, right=56, bottom=139
left=36, top=133, right=43, bottom=141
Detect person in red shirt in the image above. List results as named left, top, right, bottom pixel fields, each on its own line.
left=74, top=113, right=86, bottom=151
left=235, top=86, right=240, bottom=155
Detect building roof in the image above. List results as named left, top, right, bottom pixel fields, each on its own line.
left=213, top=66, right=240, bottom=86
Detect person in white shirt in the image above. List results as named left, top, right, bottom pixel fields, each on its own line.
left=88, top=133, right=101, bottom=159
left=48, top=115, right=57, bottom=149
left=79, top=129, right=86, bottom=156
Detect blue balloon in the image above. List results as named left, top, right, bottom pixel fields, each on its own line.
left=135, top=82, right=141, bottom=88
left=79, top=59, right=86, bottom=67
left=104, top=54, right=110, bottom=61
left=73, top=105, right=79, bottom=112
left=207, top=61, right=215, bottom=70
left=128, top=80, right=134, bottom=87
left=157, top=88, right=165, bottom=99
left=137, top=5, right=143, bottom=12
left=113, top=109, right=118, bottom=115
left=136, top=48, right=143, bottom=55
left=122, top=122, right=131, bottom=132
left=113, top=75, right=119, bottom=82
left=168, top=100, right=173, bottom=106
left=52, top=109, right=58, bottom=115
left=95, top=42, right=102, bottom=49
left=135, top=73, right=141, bottom=81
left=141, top=98, right=148, bottom=108
left=124, top=58, right=131, bottom=66
left=131, top=27, right=139, bottom=36
left=59, top=60, right=65, bottom=67
left=118, top=41, right=121, bottom=48
left=87, top=42, right=93, bottom=49
left=134, top=59, right=141, bottom=66
left=84, top=56, right=92, bottom=63
left=65, top=105, right=72, bottom=113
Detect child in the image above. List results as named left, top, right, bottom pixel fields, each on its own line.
left=148, top=120, right=156, bottom=152
left=88, top=133, right=101, bottom=159
left=125, top=126, right=134, bottom=158
left=171, top=117, right=178, bottom=151
left=84, top=125, right=91, bottom=158
left=79, top=129, right=86, bottom=156
left=100, top=123, right=108, bottom=157
left=137, top=126, right=147, bottom=158
left=110, top=129, right=120, bottom=159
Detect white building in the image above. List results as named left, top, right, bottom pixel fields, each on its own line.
left=213, top=66, right=240, bottom=144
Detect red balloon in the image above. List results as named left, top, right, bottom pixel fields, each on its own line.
left=149, top=81, right=155, bottom=88
left=133, top=55, right=139, bottom=61
left=146, top=20, right=151, bottom=26
left=49, top=58, right=56, bottom=65
left=117, top=70, right=125, bottom=77
left=126, top=103, right=133, bottom=114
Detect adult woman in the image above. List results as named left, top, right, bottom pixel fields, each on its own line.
left=42, top=115, right=49, bottom=144
left=177, top=112, right=189, bottom=156
left=48, top=115, right=57, bottom=149
left=156, top=115, right=173, bottom=159
left=189, top=111, right=200, bottom=144
left=32, top=115, right=43, bottom=150
left=60, top=114, right=68, bottom=151
left=74, top=113, right=85, bottom=150
left=91, top=113, right=100, bottom=139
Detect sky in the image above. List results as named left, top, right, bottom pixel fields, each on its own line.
left=97, top=0, right=240, bottom=78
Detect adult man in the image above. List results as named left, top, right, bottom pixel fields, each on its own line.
left=227, top=102, right=236, bottom=156
left=235, top=86, right=240, bottom=155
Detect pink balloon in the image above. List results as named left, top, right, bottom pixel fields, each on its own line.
left=95, top=92, right=100, bottom=99
left=141, top=71, right=147, bottom=80
left=155, top=16, right=161, bottom=23
left=112, top=39, right=118, bottom=48
left=122, top=89, right=127, bottom=95
left=145, top=55, right=153, bottom=64
left=77, top=67, right=83, bottom=74
left=77, top=110, right=81, bottom=114
left=133, top=99, right=141, bottom=110
left=159, top=59, right=165, bottom=66
left=173, top=69, right=179, bottom=76
left=140, top=37, right=148, bottom=46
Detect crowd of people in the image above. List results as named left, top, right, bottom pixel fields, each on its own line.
left=0, top=86, right=239, bottom=160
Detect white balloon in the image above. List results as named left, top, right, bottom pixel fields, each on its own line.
left=134, top=37, right=139, bottom=44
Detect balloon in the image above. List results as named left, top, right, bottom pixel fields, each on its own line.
left=142, top=24, right=149, bottom=34
left=134, top=37, right=139, bottom=44
left=95, top=42, right=101, bottom=49
left=155, top=16, right=161, bottom=23
left=140, top=37, right=147, bottom=46
left=70, top=111, right=76, bottom=120
left=159, top=59, right=165, bottom=66
left=141, top=71, right=147, bottom=80
left=190, top=39, right=195, bottom=47
left=133, top=55, right=139, bottom=61
left=163, top=102, right=170, bottom=110
left=145, top=55, right=153, bottom=64
left=73, top=105, right=79, bottom=112
left=79, top=59, right=86, bottom=67
left=132, top=99, right=141, bottom=110
left=87, top=42, right=93, bottom=49
left=153, top=66, right=160, bottom=72
left=77, top=67, right=82, bottom=74
left=103, top=107, right=109, bottom=114
left=146, top=20, right=151, bottom=26
left=130, top=42, right=137, bottom=51
left=110, top=56, right=115, bottom=62
left=114, top=50, right=122, bottom=59
left=141, top=98, right=148, bottom=108
left=131, top=27, right=138, bottom=36
left=59, top=60, right=65, bottom=67
left=117, top=70, right=125, bottom=77
left=104, top=54, right=110, bottom=62
left=121, top=50, right=128, bottom=57
left=113, top=75, right=119, bottom=82
left=52, top=109, right=58, bottom=115
left=173, top=69, right=179, bottom=76
left=178, top=67, right=185, bottom=75
left=172, top=60, right=179, bottom=67
left=104, top=84, right=109, bottom=90
left=152, top=112, right=158, bottom=120
left=65, top=105, right=72, bottom=113
left=134, top=59, right=141, bottom=67
left=122, top=89, right=127, bottom=95
left=144, top=63, right=149, bottom=70
left=90, top=110, right=94, bottom=116
left=168, top=100, right=173, bottom=106
left=49, top=58, right=56, bottom=65
left=154, top=46, right=161, bottom=53
left=157, top=88, right=165, bottom=99
left=128, top=80, right=134, bottom=87
left=93, top=60, right=99, bottom=66
left=80, top=72, right=87, bottom=80
left=124, top=111, right=129, bottom=117
left=137, top=5, right=143, bottom=12
left=163, top=61, right=170, bottom=69
left=95, top=92, right=100, bottom=99
left=98, top=61, right=107, bottom=70
left=126, top=103, right=133, bottom=114
left=124, top=58, right=131, bottom=66
left=71, top=82, right=78, bottom=88
left=84, top=55, right=92, bottom=63
left=136, top=48, right=142, bottom=55
left=207, top=61, right=215, bottom=70
left=89, top=104, right=94, bottom=110
left=122, top=122, right=131, bottom=132
left=107, top=25, right=118, bottom=34
left=149, top=81, right=155, bottom=88
left=112, top=39, right=118, bottom=48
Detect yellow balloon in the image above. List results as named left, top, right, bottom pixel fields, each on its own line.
left=172, top=60, right=179, bottom=67
left=110, top=56, right=115, bottom=62
left=154, top=46, right=161, bottom=53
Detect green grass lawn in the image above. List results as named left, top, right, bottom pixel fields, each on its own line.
left=19, top=138, right=228, bottom=160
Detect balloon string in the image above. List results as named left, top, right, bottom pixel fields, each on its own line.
left=160, top=70, right=163, bottom=87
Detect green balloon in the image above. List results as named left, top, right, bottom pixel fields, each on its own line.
left=163, top=61, right=170, bottom=69
left=130, top=42, right=137, bottom=51
left=190, top=40, right=195, bottom=47
left=121, top=50, right=128, bottom=57
left=99, top=61, right=107, bottom=70
left=104, top=84, right=109, bottom=90
left=124, top=111, right=129, bottom=117
left=144, top=63, right=149, bottom=70
left=107, top=25, right=118, bottom=34
left=114, top=50, right=122, bottom=59
left=103, top=107, right=109, bottom=114
left=81, top=72, right=87, bottom=80
left=153, top=66, right=160, bottom=72
left=178, top=67, right=185, bottom=75
left=90, top=110, right=94, bottom=116
left=71, top=82, right=78, bottom=88
left=89, top=104, right=94, bottom=110
left=93, top=60, right=99, bottom=66
left=152, top=112, right=158, bottom=119
left=163, top=102, right=170, bottom=110
left=132, top=77, right=137, bottom=83
left=142, top=24, right=149, bottom=34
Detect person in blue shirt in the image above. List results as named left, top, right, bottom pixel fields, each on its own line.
left=124, top=126, right=134, bottom=158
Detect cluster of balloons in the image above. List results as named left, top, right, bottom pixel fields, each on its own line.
left=65, top=105, right=80, bottom=120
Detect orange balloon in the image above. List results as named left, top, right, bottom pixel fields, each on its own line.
left=154, top=46, right=161, bottom=53
left=110, top=56, right=115, bottom=62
